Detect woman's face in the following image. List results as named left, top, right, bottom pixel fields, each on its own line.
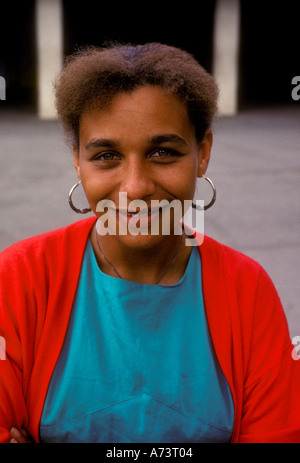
left=73, top=85, right=212, bottom=248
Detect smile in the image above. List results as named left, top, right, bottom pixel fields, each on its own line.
left=118, top=208, right=159, bottom=218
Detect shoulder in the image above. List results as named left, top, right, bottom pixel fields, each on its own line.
left=199, top=234, right=281, bottom=311
left=0, top=217, right=96, bottom=273
left=200, top=234, right=286, bottom=327
left=200, top=234, right=263, bottom=277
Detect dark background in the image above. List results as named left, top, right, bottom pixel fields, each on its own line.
left=0, top=0, right=299, bottom=110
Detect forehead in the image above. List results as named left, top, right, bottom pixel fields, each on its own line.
left=79, top=86, right=196, bottom=143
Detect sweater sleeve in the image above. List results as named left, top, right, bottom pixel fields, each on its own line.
left=237, top=266, right=300, bottom=442
left=0, top=252, right=28, bottom=441
left=0, top=241, right=45, bottom=443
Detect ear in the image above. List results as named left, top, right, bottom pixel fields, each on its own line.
left=73, top=143, right=81, bottom=180
left=197, top=129, right=213, bottom=177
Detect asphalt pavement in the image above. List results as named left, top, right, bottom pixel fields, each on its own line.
left=0, top=105, right=299, bottom=337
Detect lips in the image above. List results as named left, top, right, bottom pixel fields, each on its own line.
left=118, top=203, right=171, bottom=216
left=117, top=209, right=155, bottom=226
left=115, top=207, right=163, bottom=231
left=118, top=209, right=152, bottom=218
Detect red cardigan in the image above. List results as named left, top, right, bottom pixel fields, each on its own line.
left=0, top=217, right=299, bottom=443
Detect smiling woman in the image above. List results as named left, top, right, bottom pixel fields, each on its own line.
left=1, top=43, right=300, bottom=444
left=73, top=85, right=211, bottom=261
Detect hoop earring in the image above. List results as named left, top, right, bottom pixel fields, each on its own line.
left=192, top=176, right=216, bottom=211
left=68, top=180, right=92, bottom=214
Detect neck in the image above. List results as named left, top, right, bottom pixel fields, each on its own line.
left=90, top=224, right=191, bottom=285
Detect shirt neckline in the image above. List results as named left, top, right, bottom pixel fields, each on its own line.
left=87, top=238, right=198, bottom=288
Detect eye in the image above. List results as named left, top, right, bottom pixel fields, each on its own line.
left=150, top=148, right=178, bottom=158
left=95, top=152, right=120, bottom=161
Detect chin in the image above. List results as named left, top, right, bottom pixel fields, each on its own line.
left=114, top=231, right=176, bottom=250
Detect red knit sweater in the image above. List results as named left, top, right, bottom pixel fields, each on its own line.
left=0, top=217, right=299, bottom=443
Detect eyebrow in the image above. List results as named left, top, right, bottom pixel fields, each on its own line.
left=85, top=138, right=117, bottom=150
left=148, top=134, right=188, bottom=147
left=85, top=133, right=188, bottom=151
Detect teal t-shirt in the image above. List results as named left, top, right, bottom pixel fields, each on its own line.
left=40, top=240, right=234, bottom=443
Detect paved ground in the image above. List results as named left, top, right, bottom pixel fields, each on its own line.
left=0, top=105, right=299, bottom=337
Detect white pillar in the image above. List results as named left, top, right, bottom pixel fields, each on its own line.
left=36, top=0, right=63, bottom=119
left=213, top=0, right=240, bottom=116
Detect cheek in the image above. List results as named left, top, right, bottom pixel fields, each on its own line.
left=162, top=163, right=197, bottom=200
left=79, top=169, right=115, bottom=206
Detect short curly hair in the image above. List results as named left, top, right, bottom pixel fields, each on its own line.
left=54, top=42, right=219, bottom=148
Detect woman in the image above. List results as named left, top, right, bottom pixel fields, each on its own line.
left=2, top=43, right=300, bottom=443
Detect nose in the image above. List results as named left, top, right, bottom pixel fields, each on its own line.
left=120, top=156, right=156, bottom=201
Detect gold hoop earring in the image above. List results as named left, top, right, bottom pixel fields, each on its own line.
left=192, top=176, right=216, bottom=211
left=68, top=181, right=92, bottom=214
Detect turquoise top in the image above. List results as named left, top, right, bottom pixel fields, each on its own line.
left=40, top=240, right=234, bottom=443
